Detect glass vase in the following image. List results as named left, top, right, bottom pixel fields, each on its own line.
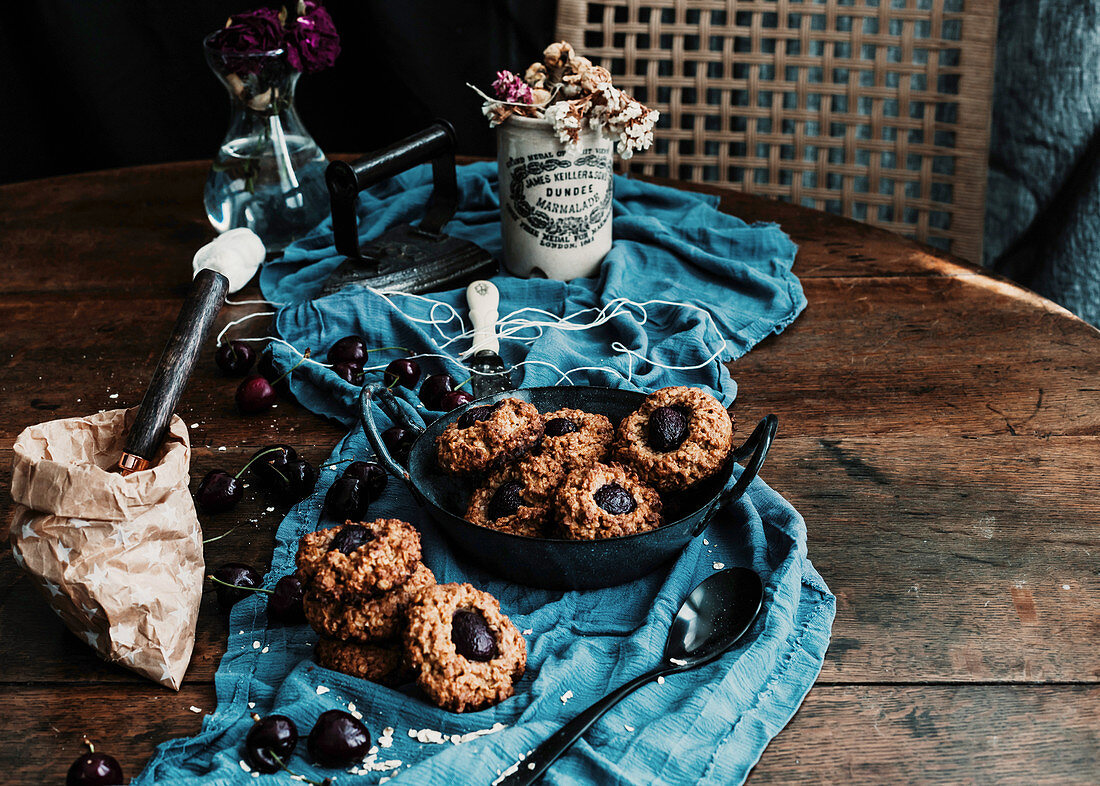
left=203, top=34, right=329, bottom=252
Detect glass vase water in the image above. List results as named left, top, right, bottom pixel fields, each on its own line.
left=203, top=35, right=329, bottom=252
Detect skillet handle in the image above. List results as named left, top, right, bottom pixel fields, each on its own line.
left=359, top=383, right=426, bottom=486
left=691, top=414, right=778, bottom=537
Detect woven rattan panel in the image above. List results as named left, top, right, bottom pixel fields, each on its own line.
left=557, top=0, right=998, bottom=261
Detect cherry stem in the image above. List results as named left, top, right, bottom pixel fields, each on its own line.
left=234, top=446, right=289, bottom=480
left=366, top=345, right=410, bottom=354
left=207, top=574, right=274, bottom=595
left=273, top=348, right=311, bottom=386
left=202, top=525, right=241, bottom=544
left=455, top=374, right=473, bottom=390
left=82, top=736, right=95, bottom=754
left=269, top=750, right=328, bottom=786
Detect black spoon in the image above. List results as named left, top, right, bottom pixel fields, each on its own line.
left=498, top=567, right=765, bottom=786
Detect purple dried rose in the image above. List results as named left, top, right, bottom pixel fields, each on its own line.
left=492, top=70, right=533, bottom=104
left=209, top=7, right=284, bottom=55
left=284, top=1, right=341, bottom=74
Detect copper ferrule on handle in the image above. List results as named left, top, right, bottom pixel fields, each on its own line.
left=117, top=452, right=151, bottom=476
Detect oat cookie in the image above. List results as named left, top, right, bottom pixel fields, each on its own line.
left=534, top=408, right=613, bottom=470
left=464, top=456, right=565, bottom=538
left=552, top=461, right=662, bottom=539
left=315, top=637, right=413, bottom=686
left=403, top=583, right=527, bottom=712
left=436, top=398, right=543, bottom=475
left=296, top=519, right=421, bottom=597
left=303, top=562, right=436, bottom=643
left=613, top=386, right=734, bottom=491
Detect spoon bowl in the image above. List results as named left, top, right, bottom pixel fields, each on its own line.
left=499, top=567, right=765, bottom=786
left=666, top=567, right=764, bottom=665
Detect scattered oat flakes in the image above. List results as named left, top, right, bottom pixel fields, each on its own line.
left=522, top=628, right=533, bottom=635
left=218, top=446, right=227, bottom=451
left=266, top=507, right=275, bottom=513
left=108, top=393, right=119, bottom=399
left=560, top=690, right=574, bottom=704
left=252, top=641, right=261, bottom=649
left=239, top=760, right=251, bottom=773
left=189, top=706, right=202, bottom=713
left=248, top=702, right=256, bottom=709
left=713, top=562, right=725, bottom=570
left=316, top=685, right=330, bottom=695
left=625, top=724, right=634, bottom=732
left=657, top=676, right=665, bottom=684
left=261, top=646, right=269, bottom=654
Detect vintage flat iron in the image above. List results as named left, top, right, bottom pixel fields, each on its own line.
left=320, top=120, right=497, bottom=296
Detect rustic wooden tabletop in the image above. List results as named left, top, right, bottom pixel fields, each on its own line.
left=0, top=162, right=1097, bottom=784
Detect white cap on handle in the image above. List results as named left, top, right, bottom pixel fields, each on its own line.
left=192, top=228, right=266, bottom=293
left=466, top=280, right=500, bottom=355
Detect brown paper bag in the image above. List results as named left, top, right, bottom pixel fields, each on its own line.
left=8, top=408, right=203, bottom=690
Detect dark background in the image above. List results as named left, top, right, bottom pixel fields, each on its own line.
left=0, top=1, right=553, bottom=183
left=1, top=1, right=1098, bottom=324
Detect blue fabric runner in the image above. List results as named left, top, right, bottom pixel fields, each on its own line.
left=137, top=162, right=833, bottom=785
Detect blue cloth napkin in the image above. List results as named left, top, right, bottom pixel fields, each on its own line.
left=137, top=162, right=833, bottom=785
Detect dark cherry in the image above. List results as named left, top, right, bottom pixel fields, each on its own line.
left=211, top=563, right=261, bottom=610
left=215, top=340, right=256, bottom=376
left=440, top=390, right=474, bottom=411
left=343, top=461, right=387, bottom=502
left=593, top=482, right=637, bottom=515
left=451, top=609, right=498, bottom=661
left=308, top=710, right=371, bottom=768
left=457, top=403, right=500, bottom=429
left=196, top=470, right=242, bottom=513
left=236, top=374, right=277, bottom=414
left=544, top=417, right=578, bottom=437
left=250, top=444, right=298, bottom=483
left=486, top=480, right=524, bottom=520
left=323, top=476, right=367, bottom=521
left=381, top=426, right=415, bottom=464
left=66, top=748, right=123, bottom=786
left=272, top=458, right=317, bottom=504
left=329, top=524, right=372, bottom=555
left=384, top=358, right=421, bottom=389
left=327, top=335, right=367, bottom=366
left=419, top=373, right=455, bottom=410
left=244, top=713, right=299, bottom=774
left=258, top=352, right=291, bottom=395
left=267, top=574, right=306, bottom=625
left=647, top=406, right=690, bottom=452
left=333, top=361, right=364, bottom=385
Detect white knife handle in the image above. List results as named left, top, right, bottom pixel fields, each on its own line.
left=467, top=280, right=500, bottom=354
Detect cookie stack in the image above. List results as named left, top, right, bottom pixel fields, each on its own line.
left=296, top=519, right=529, bottom=712
left=296, top=518, right=433, bottom=686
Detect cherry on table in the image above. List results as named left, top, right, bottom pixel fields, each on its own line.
left=210, top=563, right=261, bottom=611
left=272, top=458, right=317, bottom=504
left=451, top=609, right=498, bottom=661
left=327, top=335, right=367, bottom=366
left=267, top=574, right=306, bottom=625
left=236, top=374, right=277, bottom=414
left=244, top=713, right=299, bottom=774
left=381, top=426, right=415, bottom=464
left=250, top=444, right=298, bottom=484
left=66, top=740, right=123, bottom=786
left=307, top=710, right=371, bottom=768
left=343, top=460, right=387, bottom=502
left=332, top=361, right=363, bottom=385
left=215, top=340, right=256, bottom=376
left=419, top=373, right=455, bottom=410
left=196, top=470, right=243, bottom=513
left=323, top=476, right=367, bottom=521
left=384, top=358, right=421, bottom=389
left=440, top=390, right=473, bottom=412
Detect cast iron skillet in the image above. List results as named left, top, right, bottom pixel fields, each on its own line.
left=360, top=383, right=777, bottom=590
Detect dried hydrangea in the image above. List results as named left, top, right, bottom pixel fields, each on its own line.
left=475, top=40, right=658, bottom=159
left=492, top=70, right=533, bottom=104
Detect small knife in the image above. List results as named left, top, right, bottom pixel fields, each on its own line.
left=465, top=280, right=514, bottom=399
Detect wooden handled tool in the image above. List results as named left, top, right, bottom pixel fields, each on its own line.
left=118, top=268, right=228, bottom=474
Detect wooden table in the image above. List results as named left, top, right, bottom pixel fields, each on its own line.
left=1, top=162, right=1097, bottom=784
